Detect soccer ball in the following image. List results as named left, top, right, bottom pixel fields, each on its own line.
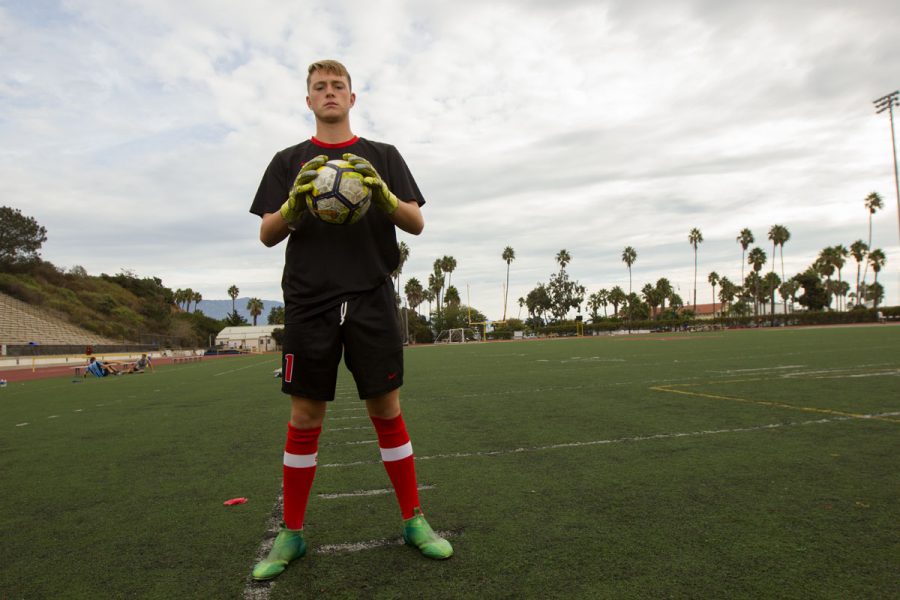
left=306, top=159, right=372, bottom=225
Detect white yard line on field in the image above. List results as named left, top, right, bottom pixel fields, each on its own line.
left=318, top=411, right=900, bottom=468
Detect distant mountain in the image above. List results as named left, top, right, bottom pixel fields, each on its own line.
left=194, top=298, right=284, bottom=322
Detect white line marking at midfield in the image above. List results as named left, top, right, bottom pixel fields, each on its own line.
left=314, top=530, right=459, bottom=555
left=214, top=361, right=274, bottom=377
left=319, top=411, right=900, bottom=469
left=319, top=484, right=435, bottom=499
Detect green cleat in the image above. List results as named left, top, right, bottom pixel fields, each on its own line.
left=402, top=509, right=453, bottom=560
left=251, top=525, right=307, bottom=581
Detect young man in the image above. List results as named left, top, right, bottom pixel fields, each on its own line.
left=83, top=356, right=120, bottom=378
left=249, top=60, right=452, bottom=581
left=129, top=353, right=153, bottom=374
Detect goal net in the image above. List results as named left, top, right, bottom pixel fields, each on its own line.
left=434, top=328, right=478, bottom=344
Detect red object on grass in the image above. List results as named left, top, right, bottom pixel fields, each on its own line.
left=223, top=497, right=248, bottom=506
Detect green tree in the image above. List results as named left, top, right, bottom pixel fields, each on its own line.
left=596, top=288, right=610, bottom=318
left=794, top=268, right=828, bottom=311
left=608, top=286, right=627, bottom=317
left=779, top=280, right=800, bottom=313
left=861, top=192, right=884, bottom=285
left=761, top=272, right=781, bottom=319
left=768, top=224, right=790, bottom=282
left=404, top=277, right=425, bottom=316
left=831, top=245, right=848, bottom=311
left=0, top=206, right=48, bottom=269
left=655, top=278, right=673, bottom=314
left=525, top=284, right=551, bottom=329
left=849, top=240, right=869, bottom=307
left=718, top=276, right=737, bottom=312
left=225, top=310, right=248, bottom=326
left=502, top=246, right=515, bottom=321
left=815, top=248, right=837, bottom=310
left=641, top=283, right=660, bottom=319
left=548, top=250, right=582, bottom=321
left=247, top=297, right=264, bottom=326
left=747, top=247, right=767, bottom=316
left=267, top=305, right=285, bottom=325
left=737, top=228, right=754, bottom=287
left=621, top=246, right=637, bottom=295
left=228, top=285, right=239, bottom=315
left=688, top=228, right=703, bottom=312
left=708, top=271, right=720, bottom=317
left=445, top=285, right=460, bottom=306
left=393, top=241, right=410, bottom=302
left=192, top=290, right=202, bottom=313
left=440, top=255, right=457, bottom=289
left=867, top=248, right=886, bottom=309
left=428, top=269, right=444, bottom=320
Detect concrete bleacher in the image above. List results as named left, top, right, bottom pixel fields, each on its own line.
left=0, top=291, right=118, bottom=346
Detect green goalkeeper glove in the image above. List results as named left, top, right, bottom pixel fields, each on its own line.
left=279, top=155, right=328, bottom=225
left=343, top=153, right=399, bottom=215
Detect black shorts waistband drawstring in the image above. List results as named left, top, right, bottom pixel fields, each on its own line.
left=339, top=301, right=348, bottom=326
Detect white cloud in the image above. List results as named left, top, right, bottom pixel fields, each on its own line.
left=2, top=0, right=898, bottom=319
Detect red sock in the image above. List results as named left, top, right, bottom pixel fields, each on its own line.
left=282, top=423, right=321, bottom=530
left=371, top=414, right=420, bottom=519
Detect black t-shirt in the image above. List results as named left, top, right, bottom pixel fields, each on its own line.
left=250, top=136, right=425, bottom=321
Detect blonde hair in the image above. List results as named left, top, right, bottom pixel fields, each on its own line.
left=307, top=60, right=352, bottom=91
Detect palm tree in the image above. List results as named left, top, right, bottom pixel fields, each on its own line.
left=502, top=246, right=515, bottom=321
left=708, top=271, right=720, bottom=317
left=428, top=268, right=444, bottom=319
left=831, top=245, right=848, bottom=311
left=440, top=255, right=457, bottom=289
left=688, top=228, right=703, bottom=312
left=861, top=192, right=884, bottom=284
left=849, top=240, right=869, bottom=307
left=608, top=286, right=626, bottom=317
left=555, top=249, right=571, bottom=271
left=737, top=228, right=754, bottom=286
left=517, top=297, right=525, bottom=320
left=404, top=277, right=424, bottom=315
left=621, top=246, right=637, bottom=295
left=192, top=290, right=202, bottom=313
left=747, top=247, right=767, bottom=316
left=768, top=225, right=790, bottom=282
left=762, top=272, right=781, bottom=320
left=779, top=280, right=799, bottom=314
left=227, top=285, right=239, bottom=315
left=868, top=248, right=886, bottom=309
left=393, top=241, right=410, bottom=301
left=816, top=248, right=837, bottom=310
left=655, top=278, right=673, bottom=315
left=596, top=288, right=610, bottom=318
left=246, top=298, right=264, bottom=326
left=423, top=289, right=436, bottom=321
left=718, top=276, right=735, bottom=314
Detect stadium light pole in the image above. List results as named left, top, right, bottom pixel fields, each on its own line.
left=873, top=90, right=900, bottom=242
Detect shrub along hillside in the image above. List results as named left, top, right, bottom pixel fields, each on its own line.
left=0, top=261, right=222, bottom=348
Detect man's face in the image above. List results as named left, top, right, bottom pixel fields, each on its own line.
left=306, top=70, right=355, bottom=124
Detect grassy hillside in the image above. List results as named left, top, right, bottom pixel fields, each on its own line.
left=0, top=261, right=222, bottom=347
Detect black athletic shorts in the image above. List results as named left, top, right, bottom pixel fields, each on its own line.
left=280, top=280, right=403, bottom=401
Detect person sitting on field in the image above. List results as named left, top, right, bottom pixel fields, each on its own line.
left=129, top=353, right=154, bottom=374
left=83, top=357, right=120, bottom=378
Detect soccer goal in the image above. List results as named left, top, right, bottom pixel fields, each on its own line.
left=434, top=328, right=477, bottom=344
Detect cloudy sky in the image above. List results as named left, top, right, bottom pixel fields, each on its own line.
left=3, top=0, right=898, bottom=320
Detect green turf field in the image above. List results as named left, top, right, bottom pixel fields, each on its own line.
left=2, top=326, right=898, bottom=599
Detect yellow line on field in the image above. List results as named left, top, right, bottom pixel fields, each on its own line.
left=650, top=384, right=900, bottom=424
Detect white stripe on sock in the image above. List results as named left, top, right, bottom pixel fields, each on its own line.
left=379, top=441, right=413, bottom=462
left=283, top=451, right=317, bottom=468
